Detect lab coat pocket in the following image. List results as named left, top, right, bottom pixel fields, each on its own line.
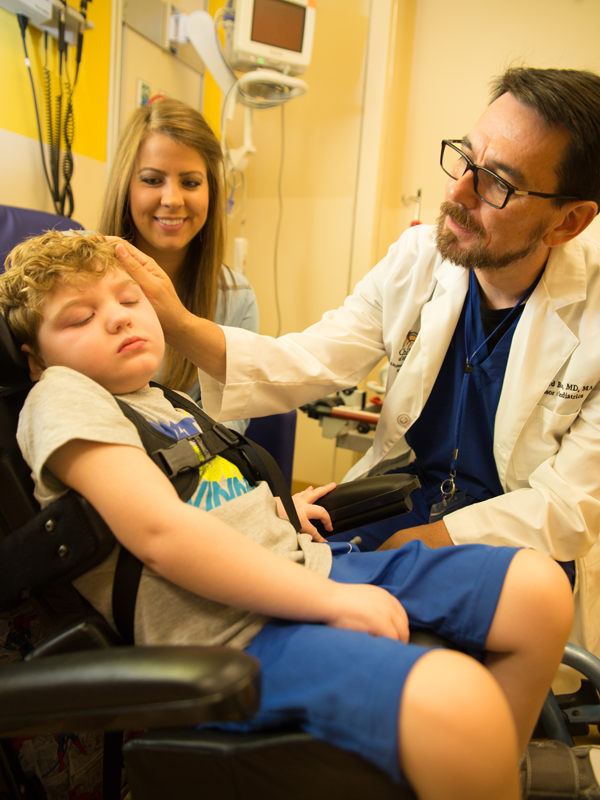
left=512, top=404, right=579, bottom=481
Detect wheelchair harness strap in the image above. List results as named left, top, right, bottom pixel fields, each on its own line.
left=111, top=383, right=301, bottom=644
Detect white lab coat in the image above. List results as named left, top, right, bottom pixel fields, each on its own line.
left=201, top=224, right=600, bottom=675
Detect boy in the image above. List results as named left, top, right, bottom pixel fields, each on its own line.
left=0, top=232, right=574, bottom=800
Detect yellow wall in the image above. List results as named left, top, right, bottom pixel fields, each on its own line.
left=400, top=0, right=600, bottom=242
left=376, top=0, right=417, bottom=262
left=0, top=0, right=111, bottom=224
left=0, top=2, right=111, bottom=162
left=205, top=0, right=226, bottom=134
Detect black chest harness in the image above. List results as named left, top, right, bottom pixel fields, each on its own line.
left=111, top=383, right=301, bottom=644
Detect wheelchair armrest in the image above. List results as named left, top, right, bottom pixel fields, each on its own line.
left=26, top=613, right=122, bottom=659
left=0, top=491, right=116, bottom=612
left=0, top=645, right=260, bottom=738
left=313, top=473, right=420, bottom=536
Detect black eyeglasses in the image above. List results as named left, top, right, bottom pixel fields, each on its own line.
left=440, top=139, right=580, bottom=210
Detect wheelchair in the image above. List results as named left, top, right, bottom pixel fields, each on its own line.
left=1, top=207, right=600, bottom=800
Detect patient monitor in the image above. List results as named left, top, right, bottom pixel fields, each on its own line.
left=224, top=0, right=316, bottom=77
left=170, top=1, right=314, bottom=173
left=170, top=2, right=313, bottom=108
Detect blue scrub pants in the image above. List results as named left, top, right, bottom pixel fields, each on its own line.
left=217, top=540, right=519, bottom=785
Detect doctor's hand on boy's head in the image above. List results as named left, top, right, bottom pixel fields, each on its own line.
left=110, top=238, right=187, bottom=338
left=275, top=482, right=336, bottom=542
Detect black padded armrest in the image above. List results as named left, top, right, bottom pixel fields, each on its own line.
left=0, top=646, right=260, bottom=737
left=26, top=613, right=122, bottom=659
left=0, top=491, right=116, bottom=611
left=313, top=473, right=420, bottom=536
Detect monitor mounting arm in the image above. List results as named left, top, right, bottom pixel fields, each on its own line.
left=169, top=11, right=307, bottom=173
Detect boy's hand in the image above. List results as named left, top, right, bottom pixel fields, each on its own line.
left=325, top=582, right=410, bottom=642
left=275, top=483, right=336, bottom=542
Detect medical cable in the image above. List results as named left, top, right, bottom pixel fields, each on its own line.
left=44, top=32, right=64, bottom=213
left=214, top=1, right=296, bottom=331
left=15, top=15, right=56, bottom=211
left=42, top=38, right=57, bottom=211
left=239, top=169, right=247, bottom=235
left=73, top=0, right=90, bottom=87
left=220, top=80, right=241, bottom=210
left=44, top=5, right=75, bottom=217
left=52, top=5, right=66, bottom=211
left=273, top=104, right=285, bottom=337
left=17, top=1, right=85, bottom=217
left=214, top=4, right=234, bottom=38
left=59, top=0, right=91, bottom=212
left=60, top=59, right=75, bottom=217
left=346, top=0, right=371, bottom=297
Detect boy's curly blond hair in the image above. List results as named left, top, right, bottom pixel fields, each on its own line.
left=0, top=231, right=124, bottom=356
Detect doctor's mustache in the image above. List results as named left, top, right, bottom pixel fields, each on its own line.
left=437, top=201, right=485, bottom=239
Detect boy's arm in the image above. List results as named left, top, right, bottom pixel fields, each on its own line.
left=48, top=439, right=409, bottom=641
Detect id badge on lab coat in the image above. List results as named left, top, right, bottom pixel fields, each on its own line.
left=429, top=489, right=470, bottom=523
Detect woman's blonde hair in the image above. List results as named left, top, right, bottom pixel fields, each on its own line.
left=0, top=231, right=124, bottom=358
left=98, top=98, right=226, bottom=390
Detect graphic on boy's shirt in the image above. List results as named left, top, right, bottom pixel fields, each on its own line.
left=153, top=416, right=199, bottom=439
left=148, top=411, right=253, bottom=511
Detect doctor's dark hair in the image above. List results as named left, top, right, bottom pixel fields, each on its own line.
left=0, top=231, right=123, bottom=358
left=490, top=67, right=600, bottom=213
left=98, top=98, right=227, bottom=390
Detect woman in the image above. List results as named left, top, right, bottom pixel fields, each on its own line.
left=99, top=98, right=258, bottom=430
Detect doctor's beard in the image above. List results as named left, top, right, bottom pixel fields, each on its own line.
left=435, top=201, right=548, bottom=271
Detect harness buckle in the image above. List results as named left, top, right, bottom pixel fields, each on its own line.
left=212, top=424, right=240, bottom=446
left=188, top=434, right=212, bottom=461
left=152, top=439, right=208, bottom=477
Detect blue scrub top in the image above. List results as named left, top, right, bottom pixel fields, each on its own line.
left=405, top=269, right=519, bottom=509
left=333, top=270, right=576, bottom=586
left=330, top=270, right=519, bottom=549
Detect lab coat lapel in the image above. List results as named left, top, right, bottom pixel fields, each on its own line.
left=419, top=263, right=470, bottom=401
left=494, top=241, right=586, bottom=485
left=379, top=262, right=468, bottom=456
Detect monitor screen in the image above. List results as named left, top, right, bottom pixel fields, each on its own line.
left=226, top=0, right=315, bottom=76
left=251, top=0, right=306, bottom=54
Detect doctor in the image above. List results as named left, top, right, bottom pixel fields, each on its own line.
left=117, top=67, right=600, bottom=671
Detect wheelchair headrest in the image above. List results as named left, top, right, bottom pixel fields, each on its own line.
left=0, top=204, right=83, bottom=268
left=0, top=314, right=32, bottom=390
left=0, top=204, right=83, bottom=390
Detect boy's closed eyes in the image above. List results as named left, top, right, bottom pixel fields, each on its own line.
left=51, top=279, right=143, bottom=329
left=23, top=268, right=165, bottom=395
